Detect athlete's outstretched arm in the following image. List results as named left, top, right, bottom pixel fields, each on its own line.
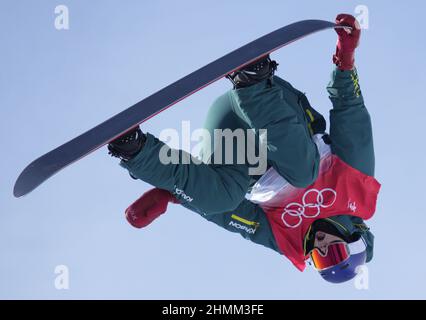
left=182, top=198, right=281, bottom=254
left=125, top=187, right=281, bottom=254
left=327, top=14, right=375, bottom=177
left=327, top=68, right=375, bottom=177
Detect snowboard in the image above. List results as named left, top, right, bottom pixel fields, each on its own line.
left=14, top=19, right=336, bottom=197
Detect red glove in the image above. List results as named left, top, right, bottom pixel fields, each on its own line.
left=125, top=188, right=179, bottom=229
left=333, top=14, right=361, bottom=70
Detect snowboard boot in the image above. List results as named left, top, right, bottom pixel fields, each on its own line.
left=108, top=126, right=146, bottom=161
left=227, top=55, right=278, bottom=89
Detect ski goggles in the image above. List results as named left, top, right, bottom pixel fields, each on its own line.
left=309, top=237, right=366, bottom=271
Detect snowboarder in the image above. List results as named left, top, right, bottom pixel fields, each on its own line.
left=108, top=14, right=381, bottom=283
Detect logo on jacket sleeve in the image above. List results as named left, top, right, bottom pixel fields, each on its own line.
left=228, top=214, right=259, bottom=235
left=173, top=186, right=193, bottom=203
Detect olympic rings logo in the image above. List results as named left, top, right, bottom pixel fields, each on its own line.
left=281, top=188, right=337, bottom=228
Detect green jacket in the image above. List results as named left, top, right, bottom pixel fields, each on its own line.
left=121, top=67, right=376, bottom=263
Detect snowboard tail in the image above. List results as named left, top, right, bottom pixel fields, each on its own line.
left=14, top=20, right=336, bottom=198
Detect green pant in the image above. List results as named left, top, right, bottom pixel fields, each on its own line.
left=122, top=75, right=322, bottom=213
left=121, top=68, right=375, bottom=253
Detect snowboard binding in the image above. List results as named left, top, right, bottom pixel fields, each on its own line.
left=227, top=55, right=278, bottom=89
left=108, top=126, right=146, bottom=161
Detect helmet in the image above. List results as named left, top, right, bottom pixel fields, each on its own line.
left=313, top=237, right=367, bottom=284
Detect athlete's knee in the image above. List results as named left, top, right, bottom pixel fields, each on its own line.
left=284, top=153, right=320, bottom=188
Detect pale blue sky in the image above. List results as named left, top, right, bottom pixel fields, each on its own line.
left=1, top=0, right=425, bottom=299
